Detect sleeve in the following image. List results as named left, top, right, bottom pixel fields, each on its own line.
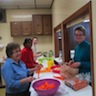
left=27, top=69, right=31, bottom=76
left=1, top=64, right=20, bottom=89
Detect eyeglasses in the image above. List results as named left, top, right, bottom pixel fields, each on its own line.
left=75, top=34, right=84, bottom=36
left=13, top=49, right=21, bottom=54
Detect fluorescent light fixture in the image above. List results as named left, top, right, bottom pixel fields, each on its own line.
left=12, top=15, right=32, bottom=18
left=83, top=19, right=90, bottom=22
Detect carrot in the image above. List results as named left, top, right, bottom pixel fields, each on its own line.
left=37, top=69, right=40, bottom=78
left=36, top=81, right=55, bottom=90
left=36, top=68, right=51, bottom=73
left=53, top=76, right=65, bottom=80
left=37, top=64, right=43, bottom=78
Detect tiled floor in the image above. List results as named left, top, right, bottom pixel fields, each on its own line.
left=0, top=88, right=5, bottom=96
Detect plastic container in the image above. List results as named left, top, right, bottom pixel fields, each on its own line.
left=32, top=79, right=60, bottom=96
left=47, top=59, right=54, bottom=68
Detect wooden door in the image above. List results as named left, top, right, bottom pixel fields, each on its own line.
left=33, top=15, right=43, bottom=35
left=22, top=21, right=32, bottom=36
left=10, top=22, right=22, bottom=36
left=43, top=15, right=52, bottom=35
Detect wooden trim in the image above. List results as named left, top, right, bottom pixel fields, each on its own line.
left=54, top=23, right=61, bottom=57
left=50, top=0, right=54, bottom=9
left=62, top=1, right=95, bottom=96
left=89, top=2, right=95, bottom=96
left=54, top=24, right=61, bottom=31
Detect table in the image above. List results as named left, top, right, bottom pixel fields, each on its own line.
left=29, top=72, right=92, bottom=96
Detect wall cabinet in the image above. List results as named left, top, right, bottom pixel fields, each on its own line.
left=22, top=21, right=32, bottom=36
left=33, top=15, right=43, bottom=35
left=43, top=15, right=52, bottom=35
left=10, top=14, right=52, bottom=36
left=10, top=22, right=22, bottom=36
left=10, top=21, right=32, bottom=36
left=33, top=15, right=52, bottom=35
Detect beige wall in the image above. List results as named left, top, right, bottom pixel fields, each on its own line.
left=52, top=0, right=96, bottom=95
left=52, top=0, right=90, bottom=28
left=52, top=0, right=90, bottom=55
left=0, top=9, right=53, bottom=58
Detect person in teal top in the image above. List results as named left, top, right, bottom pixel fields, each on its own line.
left=74, top=40, right=90, bottom=73
left=69, top=26, right=91, bottom=74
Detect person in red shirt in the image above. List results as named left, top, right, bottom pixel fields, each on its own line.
left=21, top=38, right=38, bottom=68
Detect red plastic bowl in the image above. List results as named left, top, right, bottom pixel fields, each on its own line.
left=32, top=79, right=60, bottom=96
left=51, top=65, right=60, bottom=73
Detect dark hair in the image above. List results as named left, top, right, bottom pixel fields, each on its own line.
left=74, top=26, right=86, bottom=36
left=23, top=38, right=32, bottom=46
left=6, top=42, right=20, bottom=58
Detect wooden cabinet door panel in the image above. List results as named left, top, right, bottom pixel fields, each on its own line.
left=33, top=15, right=43, bottom=35
left=43, top=15, right=52, bottom=35
left=11, top=22, right=22, bottom=36
left=22, top=21, right=32, bottom=36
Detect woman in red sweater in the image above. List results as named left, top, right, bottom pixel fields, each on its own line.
left=21, top=38, right=38, bottom=68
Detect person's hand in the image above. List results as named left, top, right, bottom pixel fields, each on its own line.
left=63, top=62, right=69, bottom=65
left=60, top=64, right=70, bottom=74
left=35, top=64, right=43, bottom=70
left=70, top=62, right=81, bottom=68
left=68, top=60, right=74, bottom=65
left=60, top=63, right=79, bottom=79
left=36, top=52, right=41, bottom=57
left=26, top=76, right=35, bottom=82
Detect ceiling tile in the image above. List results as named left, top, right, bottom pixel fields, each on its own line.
left=0, top=0, right=35, bottom=6
left=19, top=5, right=35, bottom=9
left=36, top=0, right=53, bottom=6
left=0, top=0, right=54, bottom=9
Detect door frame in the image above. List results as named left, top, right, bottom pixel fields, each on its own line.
left=54, top=23, right=61, bottom=57
left=62, top=1, right=94, bottom=96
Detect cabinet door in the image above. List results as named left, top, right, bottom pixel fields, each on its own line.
left=43, top=15, right=52, bottom=35
left=33, top=15, right=43, bottom=35
left=10, top=22, right=22, bottom=36
left=22, top=21, right=32, bottom=36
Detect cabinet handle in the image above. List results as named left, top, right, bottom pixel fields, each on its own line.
left=25, top=28, right=28, bottom=30
left=37, top=32, right=41, bottom=34
left=23, top=33, right=29, bottom=35
left=37, top=24, right=40, bottom=26
left=15, top=28, right=17, bottom=30
left=45, top=32, right=49, bottom=34
left=14, top=33, right=17, bottom=35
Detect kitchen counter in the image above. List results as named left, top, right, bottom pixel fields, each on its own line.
left=29, top=72, right=92, bottom=96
